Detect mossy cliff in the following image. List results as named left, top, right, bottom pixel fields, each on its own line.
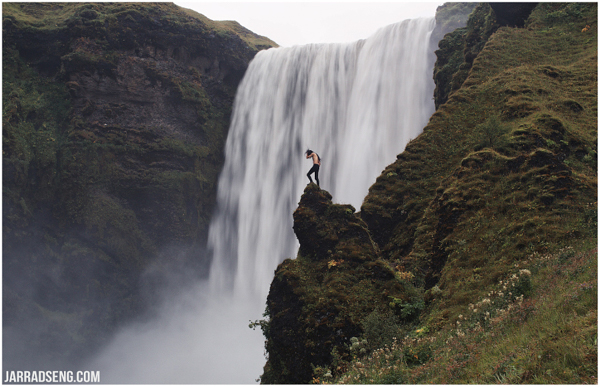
left=433, top=3, right=539, bottom=109
left=3, top=2, right=275, bottom=368
left=262, top=3, right=596, bottom=384
left=262, top=185, right=421, bottom=383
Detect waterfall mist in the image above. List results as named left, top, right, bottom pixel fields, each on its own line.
left=87, top=17, right=436, bottom=383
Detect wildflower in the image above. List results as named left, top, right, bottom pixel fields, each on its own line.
left=473, top=308, right=478, bottom=313
left=519, top=269, right=531, bottom=276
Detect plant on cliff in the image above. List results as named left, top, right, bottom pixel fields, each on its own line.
left=475, top=114, right=509, bottom=150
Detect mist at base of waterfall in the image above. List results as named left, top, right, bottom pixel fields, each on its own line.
left=87, top=282, right=266, bottom=384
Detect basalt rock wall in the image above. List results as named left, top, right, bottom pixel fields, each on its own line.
left=2, top=2, right=275, bottom=369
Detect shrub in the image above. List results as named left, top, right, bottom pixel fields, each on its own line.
left=477, top=115, right=509, bottom=149
left=360, top=309, right=402, bottom=353
left=389, top=295, right=425, bottom=321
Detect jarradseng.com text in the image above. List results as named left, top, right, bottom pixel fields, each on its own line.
left=4, top=370, right=100, bottom=383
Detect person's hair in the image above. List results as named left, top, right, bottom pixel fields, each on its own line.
left=306, top=149, right=313, bottom=155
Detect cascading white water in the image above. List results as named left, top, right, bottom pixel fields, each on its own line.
left=208, top=17, right=436, bottom=299
left=87, top=17, right=436, bottom=384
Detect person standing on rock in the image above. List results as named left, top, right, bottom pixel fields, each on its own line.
left=305, top=149, right=321, bottom=187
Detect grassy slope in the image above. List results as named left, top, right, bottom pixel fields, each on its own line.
left=3, top=2, right=276, bottom=50
left=321, top=3, right=597, bottom=384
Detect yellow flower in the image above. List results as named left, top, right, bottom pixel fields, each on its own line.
left=327, top=259, right=344, bottom=268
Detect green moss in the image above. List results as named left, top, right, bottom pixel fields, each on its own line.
left=3, top=1, right=275, bottom=367
left=434, top=3, right=500, bottom=108
left=263, top=186, right=416, bottom=383
left=283, top=3, right=597, bottom=384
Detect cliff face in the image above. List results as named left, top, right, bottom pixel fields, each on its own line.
left=262, top=185, right=420, bottom=384
left=262, top=3, right=597, bottom=384
left=2, top=2, right=275, bottom=368
left=429, top=2, right=478, bottom=49
left=433, top=3, right=539, bottom=109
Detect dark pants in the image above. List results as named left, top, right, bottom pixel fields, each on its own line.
left=307, top=164, right=320, bottom=186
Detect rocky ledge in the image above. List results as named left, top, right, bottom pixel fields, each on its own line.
left=261, top=184, right=422, bottom=384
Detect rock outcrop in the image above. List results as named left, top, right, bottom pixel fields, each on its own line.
left=261, top=185, right=422, bottom=384
left=433, top=3, right=539, bottom=109
left=490, top=3, right=539, bottom=27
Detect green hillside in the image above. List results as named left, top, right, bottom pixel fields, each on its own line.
left=261, top=3, right=597, bottom=384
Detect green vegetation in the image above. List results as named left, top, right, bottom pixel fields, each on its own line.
left=263, top=3, right=597, bottom=384
left=330, top=244, right=597, bottom=384
left=433, top=3, right=501, bottom=108
left=261, top=185, right=417, bottom=384
left=3, top=2, right=275, bottom=368
left=2, top=3, right=275, bottom=51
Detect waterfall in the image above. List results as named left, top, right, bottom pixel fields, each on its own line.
left=208, top=17, right=436, bottom=300
left=87, top=17, right=436, bottom=384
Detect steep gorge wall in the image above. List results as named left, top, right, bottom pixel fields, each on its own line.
left=2, top=2, right=275, bottom=369
left=433, top=3, right=538, bottom=108
left=262, top=3, right=597, bottom=383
